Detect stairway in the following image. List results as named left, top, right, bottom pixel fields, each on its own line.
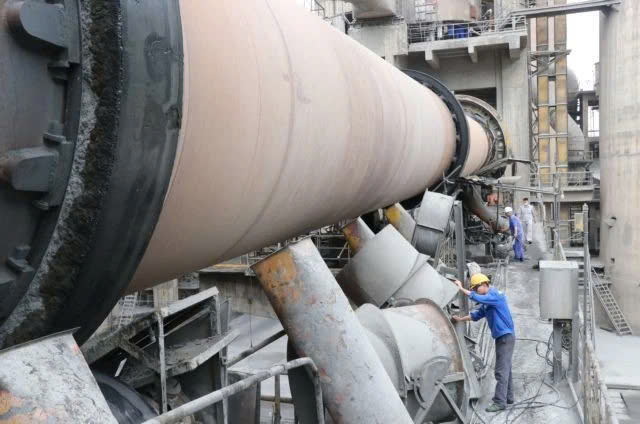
left=115, top=293, right=139, bottom=331
left=591, top=271, right=633, bottom=336
left=564, top=249, right=632, bottom=336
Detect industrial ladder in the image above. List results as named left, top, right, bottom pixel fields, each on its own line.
left=115, top=293, right=139, bottom=331
left=591, top=271, right=633, bottom=336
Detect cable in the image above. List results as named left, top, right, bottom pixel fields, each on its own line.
left=471, top=399, right=490, bottom=424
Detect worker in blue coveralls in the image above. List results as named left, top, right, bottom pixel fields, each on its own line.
left=505, top=206, right=524, bottom=262
left=452, top=274, right=516, bottom=412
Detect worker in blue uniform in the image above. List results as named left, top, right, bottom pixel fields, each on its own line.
left=505, top=206, right=524, bottom=262
left=452, top=274, right=516, bottom=412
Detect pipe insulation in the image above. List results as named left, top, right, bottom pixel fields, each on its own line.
left=0, top=0, right=496, bottom=344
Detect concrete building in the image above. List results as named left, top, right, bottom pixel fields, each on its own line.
left=599, top=1, right=640, bottom=332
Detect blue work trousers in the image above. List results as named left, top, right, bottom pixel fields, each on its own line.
left=494, top=333, right=515, bottom=407
left=513, top=238, right=524, bottom=261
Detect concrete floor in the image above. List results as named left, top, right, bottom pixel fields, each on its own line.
left=595, top=329, right=640, bottom=423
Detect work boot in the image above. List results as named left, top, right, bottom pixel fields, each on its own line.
left=485, top=403, right=506, bottom=413
left=507, top=399, right=515, bottom=405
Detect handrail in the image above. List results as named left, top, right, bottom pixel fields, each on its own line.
left=142, top=358, right=325, bottom=424
left=552, top=205, right=619, bottom=424
left=408, top=15, right=527, bottom=44
left=531, top=171, right=596, bottom=188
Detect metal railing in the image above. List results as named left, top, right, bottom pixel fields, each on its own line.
left=531, top=171, right=596, bottom=188
left=247, top=229, right=352, bottom=269
left=552, top=207, right=620, bottom=424
left=407, top=15, right=527, bottom=44
left=142, top=358, right=324, bottom=424
left=569, top=150, right=595, bottom=161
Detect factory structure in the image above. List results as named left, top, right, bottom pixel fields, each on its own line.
left=0, top=0, right=638, bottom=423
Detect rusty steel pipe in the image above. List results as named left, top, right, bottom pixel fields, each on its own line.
left=384, top=203, right=417, bottom=241
left=251, top=238, right=413, bottom=423
left=342, top=218, right=375, bottom=255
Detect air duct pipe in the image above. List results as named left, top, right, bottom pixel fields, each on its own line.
left=289, top=302, right=468, bottom=423
left=337, top=224, right=459, bottom=308
left=0, top=0, right=501, bottom=345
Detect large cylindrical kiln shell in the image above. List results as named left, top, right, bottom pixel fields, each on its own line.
left=130, top=0, right=458, bottom=290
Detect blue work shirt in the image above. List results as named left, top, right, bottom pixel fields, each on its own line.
left=470, top=287, right=515, bottom=339
left=509, top=215, right=524, bottom=241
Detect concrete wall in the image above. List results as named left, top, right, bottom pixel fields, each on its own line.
left=405, top=53, right=498, bottom=90
left=199, top=273, right=276, bottom=319
left=599, top=1, right=640, bottom=332
left=349, top=21, right=409, bottom=60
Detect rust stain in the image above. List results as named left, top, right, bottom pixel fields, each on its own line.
left=0, top=391, right=23, bottom=416
left=253, top=250, right=300, bottom=311
left=1, top=407, right=66, bottom=423
left=343, top=225, right=363, bottom=252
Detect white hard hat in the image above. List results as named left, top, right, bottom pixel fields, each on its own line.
left=504, top=207, right=513, bottom=213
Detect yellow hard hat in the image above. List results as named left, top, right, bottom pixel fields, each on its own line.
left=470, top=273, right=490, bottom=290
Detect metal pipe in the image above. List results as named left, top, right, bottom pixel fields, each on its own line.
left=225, top=329, right=287, bottom=367
left=454, top=201, right=469, bottom=319
left=383, top=203, right=416, bottom=242
left=141, top=358, right=323, bottom=424
left=342, top=218, right=375, bottom=255
left=129, top=0, right=460, bottom=291
left=251, top=238, right=412, bottom=423
left=336, top=224, right=458, bottom=308
left=461, top=185, right=510, bottom=233
left=274, top=374, right=282, bottom=424
left=261, top=395, right=294, bottom=404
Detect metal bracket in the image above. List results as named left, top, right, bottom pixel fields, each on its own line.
left=6, top=0, right=80, bottom=62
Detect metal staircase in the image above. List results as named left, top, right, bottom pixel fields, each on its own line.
left=115, top=293, right=139, bottom=331
left=591, top=271, right=633, bottom=336
left=565, top=249, right=632, bottom=336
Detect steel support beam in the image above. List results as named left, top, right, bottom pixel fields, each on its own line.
left=511, top=0, right=620, bottom=18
